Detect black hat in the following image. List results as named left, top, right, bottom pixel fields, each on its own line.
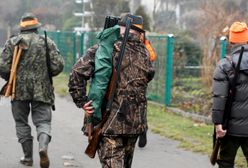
left=19, top=13, right=41, bottom=31
left=118, top=13, right=145, bottom=33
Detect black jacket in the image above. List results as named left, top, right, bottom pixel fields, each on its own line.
left=212, top=44, right=248, bottom=137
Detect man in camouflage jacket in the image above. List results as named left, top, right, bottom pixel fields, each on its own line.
left=0, top=13, right=64, bottom=168
left=69, top=14, right=154, bottom=168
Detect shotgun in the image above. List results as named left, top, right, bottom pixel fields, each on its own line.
left=2, top=44, right=24, bottom=98
left=85, top=17, right=132, bottom=158
left=210, top=46, right=244, bottom=165
left=44, top=31, right=55, bottom=111
left=104, top=16, right=120, bottom=29
left=1, top=46, right=19, bottom=97
left=11, top=47, right=23, bottom=100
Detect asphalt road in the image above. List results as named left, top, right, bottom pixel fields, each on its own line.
left=0, top=81, right=216, bottom=168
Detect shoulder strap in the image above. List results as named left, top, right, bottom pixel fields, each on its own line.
left=225, top=55, right=235, bottom=69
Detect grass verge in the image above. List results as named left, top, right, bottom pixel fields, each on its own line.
left=53, top=73, right=69, bottom=97
left=147, top=103, right=246, bottom=168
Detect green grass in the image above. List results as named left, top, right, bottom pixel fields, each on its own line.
left=53, top=74, right=247, bottom=167
left=148, top=103, right=213, bottom=153
left=53, top=73, right=69, bottom=97
left=147, top=103, right=247, bottom=168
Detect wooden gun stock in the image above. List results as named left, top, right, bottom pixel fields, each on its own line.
left=210, top=138, right=221, bottom=165
left=105, top=69, right=117, bottom=100
left=2, top=46, right=22, bottom=98
left=84, top=116, right=106, bottom=158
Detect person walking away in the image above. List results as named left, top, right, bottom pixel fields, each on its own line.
left=212, top=21, right=248, bottom=168
left=0, top=13, right=64, bottom=168
left=69, top=13, right=155, bottom=168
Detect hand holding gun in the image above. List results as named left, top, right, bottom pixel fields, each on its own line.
left=83, top=100, right=94, bottom=142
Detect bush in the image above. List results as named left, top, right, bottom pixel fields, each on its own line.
left=174, top=31, right=202, bottom=67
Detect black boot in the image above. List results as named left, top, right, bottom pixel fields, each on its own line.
left=138, top=131, right=147, bottom=148
left=20, top=140, right=33, bottom=166
left=39, top=133, right=50, bottom=168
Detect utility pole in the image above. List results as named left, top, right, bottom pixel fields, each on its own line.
left=74, top=0, right=94, bottom=32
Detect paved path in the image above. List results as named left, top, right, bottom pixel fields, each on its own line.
left=0, top=81, right=216, bottom=168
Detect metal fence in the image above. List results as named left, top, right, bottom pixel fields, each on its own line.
left=146, top=35, right=174, bottom=105
left=220, top=36, right=228, bottom=59
left=45, top=31, right=98, bottom=73
left=171, top=64, right=207, bottom=114
left=170, top=36, right=228, bottom=116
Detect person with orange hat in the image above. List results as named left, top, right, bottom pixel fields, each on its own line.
left=0, top=13, right=64, bottom=168
left=212, top=21, right=248, bottom=168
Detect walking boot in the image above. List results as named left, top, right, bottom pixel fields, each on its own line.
left=39, top=133, right=50, bottom=168
left=138, top=131, right=147, bottom=148
left=20, top=140, right=33, bottom=166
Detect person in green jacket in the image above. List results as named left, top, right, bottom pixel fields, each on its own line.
left=69, top=13, right=155, bottom=168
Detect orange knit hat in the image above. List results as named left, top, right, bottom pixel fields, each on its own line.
left=229, top=22, right=248, bottom=43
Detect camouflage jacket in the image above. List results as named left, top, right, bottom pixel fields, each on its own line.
left=0, top=32, right=64, bottom=105
left=69, top=35, right=155, bottom=136
left=102, top=35, right=155, bottom=135
left=68, top=44, right=98, bottom=108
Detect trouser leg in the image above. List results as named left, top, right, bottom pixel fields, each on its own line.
left=31, top=101, right=52, bottom=168
left=217, top=135, right=240, bottom=168
left=240, top=137, right=248, bottom=167
left=31, top=101, right=52, bottom=139
left=123, top=136, right=138, bottom=168
left=12, top=100, right=33, bottom=166
left=11, top=100, right=33, bottom=143
left=98, top=136, right=138, bottom=168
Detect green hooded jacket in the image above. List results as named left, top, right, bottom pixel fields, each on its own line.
left=88, top=25, right=120, bottom=120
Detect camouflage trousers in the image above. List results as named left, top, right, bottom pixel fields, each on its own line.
left=11, top=100, right=52, bottom=144
left=97, top=135, right=138, bottom=168
left=217, top=135, right=248, bottom=168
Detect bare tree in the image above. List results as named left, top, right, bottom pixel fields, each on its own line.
left=195, top=0, right=243, bottom=88
left=152, top=0, right=202, bottom=32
